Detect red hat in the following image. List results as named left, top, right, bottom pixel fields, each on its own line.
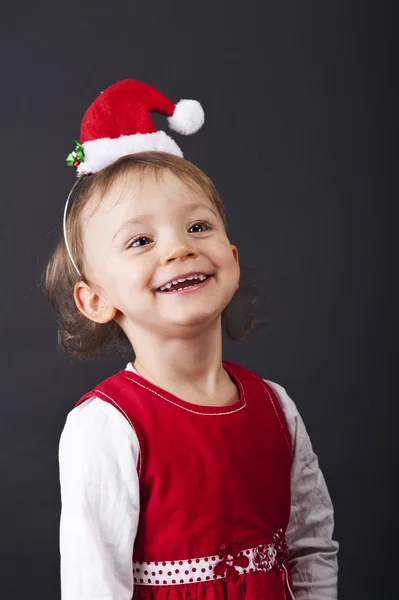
left=67, top=79, right=205, bottom=175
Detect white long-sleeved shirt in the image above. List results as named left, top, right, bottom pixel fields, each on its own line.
left=59, top=364, right=339, bottom=600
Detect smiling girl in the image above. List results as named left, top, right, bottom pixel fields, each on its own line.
left=46, top=80, right=338, bottom=600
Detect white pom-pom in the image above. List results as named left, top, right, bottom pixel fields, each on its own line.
left=168, top=99, right=205, bottom=135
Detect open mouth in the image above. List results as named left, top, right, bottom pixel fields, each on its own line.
left=156, top=274, right=212, bottom=294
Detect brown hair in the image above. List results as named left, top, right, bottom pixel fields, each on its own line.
left=44, top=152, right=263, bottom=359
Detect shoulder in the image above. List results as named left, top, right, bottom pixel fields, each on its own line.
left=263, top=380, right=300, bottom=420
left=225, top=362, right=302, bottom=438
left=262, top=379, right=304, bottom=453
left=59, top=396, right=140, bottom=474
left=63, top=395, right=137, bottom=440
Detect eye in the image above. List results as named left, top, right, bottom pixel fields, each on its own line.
left=189, top=221, right=212, bottom=233
left=128, top=236, right=152, bottom=248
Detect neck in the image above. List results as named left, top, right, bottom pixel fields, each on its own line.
left=126, top=317, right=227, bottom=400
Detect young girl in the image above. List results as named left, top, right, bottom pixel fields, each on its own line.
left=46, top=80, right=338, bottom=600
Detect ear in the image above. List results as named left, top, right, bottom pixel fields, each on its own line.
left=74, top=281, right=117, bottom=324
left=231, top=244, right=240, bottom=290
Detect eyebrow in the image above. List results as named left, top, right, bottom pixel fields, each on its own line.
left=112, top=215, right=152, bottom=242
left=112, top=202, right=218, bottom=242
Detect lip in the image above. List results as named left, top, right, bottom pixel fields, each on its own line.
left=155, top=275, right=213, bottom=295
left=155, top=271, right=211, bottom=291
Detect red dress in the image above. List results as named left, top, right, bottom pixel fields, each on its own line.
left=76, top=361, right=296, bottom=599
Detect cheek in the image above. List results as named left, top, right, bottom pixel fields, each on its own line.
left=229, top=259, right=240, bottom=287
left=217, top=243, right=238, bottom=271
left=213, top=245, right=239, bottom=288
left=111, top=263, right=152, bottom=298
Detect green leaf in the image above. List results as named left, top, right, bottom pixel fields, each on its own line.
left=66, top=153, right=75, bottom=166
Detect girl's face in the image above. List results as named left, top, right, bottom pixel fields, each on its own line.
left=78, top=170, right=240, bottom=341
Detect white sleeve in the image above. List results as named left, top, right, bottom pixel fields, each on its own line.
left=266, top=381, right=339, bottom=600
left=59, top=396, right=140, bottom=600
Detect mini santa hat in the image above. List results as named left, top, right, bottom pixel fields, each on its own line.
left=66, top=79, right=205, bottom=176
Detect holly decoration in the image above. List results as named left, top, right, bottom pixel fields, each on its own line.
left=66, top=141, right=85, bottom=169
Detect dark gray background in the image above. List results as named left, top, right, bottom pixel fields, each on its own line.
left=0, top=1, right=395, bottom=598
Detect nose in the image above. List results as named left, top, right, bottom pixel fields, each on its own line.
left=160, top=241, right=200, bottom=265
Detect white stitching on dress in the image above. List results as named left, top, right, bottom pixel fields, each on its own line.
left=122, top=371, right=246, bottom=416
left=256, top=376, right=291, bottom=450
left=93, top=388, right=142, bottom=478
left=282, top=563, right=296, bottom=600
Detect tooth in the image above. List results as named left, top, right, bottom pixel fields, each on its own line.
left=172, top=280, right=179, bottom=285
left=187, top=275, right=194, bottom=280
left=178, top=278, right=186, bottom=283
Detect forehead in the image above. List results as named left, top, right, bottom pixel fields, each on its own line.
left=86, top=169, right=215, bottom=223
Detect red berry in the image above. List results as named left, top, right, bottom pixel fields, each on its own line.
left=73, top=160, right=80, bottom=168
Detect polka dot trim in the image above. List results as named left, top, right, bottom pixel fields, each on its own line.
left=133, top=537, right=283, bottom=586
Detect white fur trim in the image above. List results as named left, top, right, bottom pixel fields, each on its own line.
left=76, top=131, right=183, bottom=175
left=168, top=99, right=205, bottom=135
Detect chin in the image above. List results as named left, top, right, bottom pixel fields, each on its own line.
left=168, top=308, right=221, bottom=330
